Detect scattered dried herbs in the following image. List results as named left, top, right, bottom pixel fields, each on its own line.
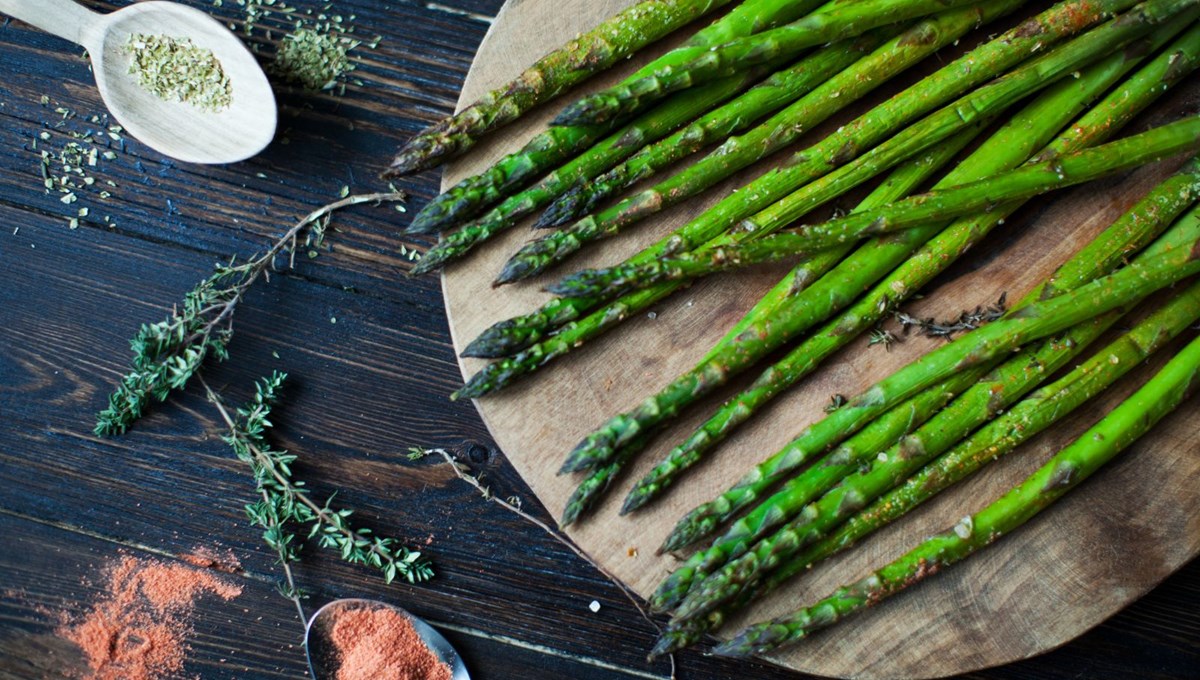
left=125, top=34, right=233, bottom=112
left=273, top=27, right=358, bottom=91
left=31, top=99, right=121, bottom=229
left=219, top=0, right=380, bottom=94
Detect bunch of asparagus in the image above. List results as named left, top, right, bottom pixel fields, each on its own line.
left=391, top=0, right=1200, bottom=662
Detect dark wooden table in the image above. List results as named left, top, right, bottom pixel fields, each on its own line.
left=0, top=2, right=1197, bottom=679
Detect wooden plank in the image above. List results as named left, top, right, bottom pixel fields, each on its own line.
left=441, top=0, right=1200, bottom=677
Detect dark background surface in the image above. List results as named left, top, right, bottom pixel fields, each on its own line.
left=0, top=1, right=1196, bottom=679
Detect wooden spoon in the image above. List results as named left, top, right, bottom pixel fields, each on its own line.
left=0, top=0, right=276, bottom=164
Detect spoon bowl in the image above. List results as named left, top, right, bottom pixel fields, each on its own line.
left=1, top=0, right=276, bottom=164
left=305, top=598, right=470, bottom=680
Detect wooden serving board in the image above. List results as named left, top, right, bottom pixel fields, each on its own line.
left=440, top=2, right=1200, bottom=677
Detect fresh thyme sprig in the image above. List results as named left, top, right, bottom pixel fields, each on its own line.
left=94, top=191, right=406, bottom=436
left=205, top=373, right=434, bottom=595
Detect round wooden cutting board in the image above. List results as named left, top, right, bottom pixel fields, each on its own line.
left=440, top=2, right=1200, bottom=677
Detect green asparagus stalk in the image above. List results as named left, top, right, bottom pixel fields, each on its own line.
left=530, top=29, right=894, bottom=232
left=655, top=214, right=1200, bottom=546
left=625, top=20, right=1200, bottom=538
left=657, top=269, right=1200, bottom=652
left=653, top=296, right=1200, bottom=659
left=403, top=0, right=829, bottom=231
left=559, top=122, right=986, bottom=525
left=560, top=429, right=660, bottom=526
left=655, top=297, right=1200, bottom=657
left=797, top=217, right=1200, bottom=574
left=671, top=235, right=1200, bottom=626
left=552, top=8, right=1200, bottom=302
left=552, top=115, right=1200, bottom=299
left=774, top=119, right=1200, bottom=248
left=647, top=165, right=1200, bottom=659
left=565, top=226, right=1200, bottom=486
left=647, top=155, right=1200, bottom=614
left=461, top=0, right=1136, bottom=360
left=408, top=69, right=774, bottom=273
left=493, top=0, right=1027, bottom=290
left=714, top=330, right=1200, bottom=658
left=558, top=101, right=1200, bottom=472
left=652, top=364, right=996, bottom=611
left=554, top=0, right=986, bottom=126
left=385, top=0, right=789, bottom=176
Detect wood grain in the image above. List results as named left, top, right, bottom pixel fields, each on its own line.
left=441, top=1, right=1200, bottom=677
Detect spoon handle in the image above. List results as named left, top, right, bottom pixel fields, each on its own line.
left=0, top=0, right=99, bottom=46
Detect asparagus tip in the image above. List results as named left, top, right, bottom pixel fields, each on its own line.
left=383, top=150, right=430, bottom=178
left=658, top=528, right=694, bottom=554
left=408, top=251, right=443, bottom=276
left=405, top=211, right=445, bottom=235
left=552, top=95, right=608, bottom=127
left=460, top=337, right=498, bottom=358
left=534, top=189, right=584, bottom=229
left=710, top=637, right=753, bottom=658
left=619, top=486, right=649, bottom=515
left=559, top=503, right=580, bottom=527
left=493, top=261, right=527, bottom=286
left=647, top=634, right=680, bottom=661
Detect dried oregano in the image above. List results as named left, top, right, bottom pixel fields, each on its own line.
left=125, top=34, right=233, bottom=111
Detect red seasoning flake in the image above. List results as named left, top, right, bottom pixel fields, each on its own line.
left=330, top=604, right=452, bottom=680
left=59, top=554, right=242, bottom=680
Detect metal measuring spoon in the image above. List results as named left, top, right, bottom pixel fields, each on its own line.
left=0, top=0, right=276, bottom=164
left=306, top=598, right=470, bottom=680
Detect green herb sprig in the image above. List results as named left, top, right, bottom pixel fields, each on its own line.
left=205, top=373, right=433, bottom=608
left=94, top=191, right=406, bottom=436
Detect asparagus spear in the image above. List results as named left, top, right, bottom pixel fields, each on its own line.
left=522, top=25, right=896, bottom=237
left=652, top=363, right=996, bottom=610
left=715, top=331, right=1200, bottom=658
left=552, top=115, right=1200, bottom=299
left=551, top=8, right=1200, bottom=301
left=560, top=123, right=986, bottom=525
left=566, top=225, right=1200, bottom=487
left=624, top=20, right=1200, bottom=533
left=670, top=226, right=1200, bottom=625
left=385, top=0, right=777, bottom=176
left=652, top=215, right=1200, bottom=541
left=650, top=206, right=1200, bottom=658
left=560, top=428, right=660, bottom=526
left=407, top=69, right=773, bottom=272
left=530, top=30, right=893, bottom=232
left=461, top=0, right=1136, bottom=360
left=404, top=0, right=829, bottom=231
left=798, top=218, right=1200, bottom=574
left=648, top=155, right=1200, bottom=613
left=558, top=108, right=1200, bottom=472
left=778, top=119, right=1200, bottom=247
left=554, top=0, right=986, bottom=126
left=494, top=0, right=1027, bottom=289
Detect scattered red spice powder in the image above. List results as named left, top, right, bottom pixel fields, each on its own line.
left=329, top=603, right=452, bottom=680
left=58, top=553, right=242, bottom=680
left=180, top=546, right=242, bottom=574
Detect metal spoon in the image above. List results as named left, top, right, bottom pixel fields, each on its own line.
left=0, top=0, right=276, bottom=164
left=306, top=598, right=471, bottom=680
